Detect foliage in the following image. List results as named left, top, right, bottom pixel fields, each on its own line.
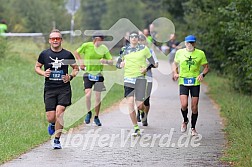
left=182, top=0, right=252, bottom=94
left=100, top=0, right=144, bottom=30
left=79, top=0, right=107, bottom=30
left=204, top=72, right=252, bottom=166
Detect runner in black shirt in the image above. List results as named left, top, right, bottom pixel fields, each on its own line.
left=35, top=29, right=79, bottom=149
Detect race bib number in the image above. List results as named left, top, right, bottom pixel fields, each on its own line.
left=124, top=78, right=137, bottom=84
left=183, top=77, right=196, bottom=86
left=49, top=70, right=63, bottom=81
left=88, top=74, right=100, bottom=81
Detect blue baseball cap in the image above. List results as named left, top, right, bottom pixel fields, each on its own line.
left=185, top=35, right=196, bottom=42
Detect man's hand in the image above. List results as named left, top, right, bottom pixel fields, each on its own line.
left=173, top=73, right=179, bottom=81
left=120, top=61, right=125, bottom=68
left=100, top=58, right=107, bottom=64
left=197, top=73, right=204, bottom=82
left=79, top=65, right=86, bottom=71
left=62, top=74, right=71, bottom=83
left=44, top=68, right=51, bottom=77
left=140, top=67, right=147, bottom=74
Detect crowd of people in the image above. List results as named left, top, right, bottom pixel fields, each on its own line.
left=34, top=27, right=208, bottom=149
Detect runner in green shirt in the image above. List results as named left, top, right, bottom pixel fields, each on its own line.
left=172, top=35, right=209, bottom=136
left=74, top=33, right=113, bottom=126
left=0, top=19, right=8, bottom=35
left=116, top=31, right=155, bottom=136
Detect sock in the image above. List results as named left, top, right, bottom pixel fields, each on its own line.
left=181, top=108, right=188, bottom=123
left=191, top=113, right=198, bottom=129
left=134, top=124, right=139, bottom=130
left=88, top=111, right=92, bottom=114
left=94, top=116, right=98, bottom=119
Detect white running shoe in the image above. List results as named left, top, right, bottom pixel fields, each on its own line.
left=191, top=128, right=198, bottom=136
left=181, top=122, right=188, bottom=133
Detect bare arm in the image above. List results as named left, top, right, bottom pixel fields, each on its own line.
left=172, top=61, right=179, bottom=81
left=73, top=51, right=85, bottom=70
left=35, top=61, right=50, bottom=77
left=197, top=64, right=209, bottom=81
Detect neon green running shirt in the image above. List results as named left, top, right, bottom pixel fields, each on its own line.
left=121, top=44, right=151, bottom=78
left=174, top=48, right=208, bottom=86
left=77, top=42, right=112, bottom=75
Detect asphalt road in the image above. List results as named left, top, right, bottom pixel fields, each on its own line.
left=1, top=60, right=229, bottom=167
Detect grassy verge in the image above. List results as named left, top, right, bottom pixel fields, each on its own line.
left=204, top=72, right=252, bottom=166
left=0, top=38, right=123, bottom=164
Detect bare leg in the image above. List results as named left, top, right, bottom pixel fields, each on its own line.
left=85, top=88, right=92, bottom=112
left=55, top=105, right=65, bottom=138
left=94, top=91, right=101, bottom=116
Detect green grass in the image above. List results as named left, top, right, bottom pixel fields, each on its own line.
left=204, top=72, right=252, bottom=166
left=0, top=38, right=124, bottom=164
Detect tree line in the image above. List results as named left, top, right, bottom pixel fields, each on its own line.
left=0, top=0, right=251, bottom=94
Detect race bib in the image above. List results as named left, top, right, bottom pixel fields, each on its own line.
left=183, top=77, right=196, bottom=86
left=124, top=78, right=137, bottom=84
left=88, top=74, right=100, bottom=81
left=49, top=70, right=63, bottom=81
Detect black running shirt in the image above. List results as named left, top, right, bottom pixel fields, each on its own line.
left=38, top=48, right=75, bottom=89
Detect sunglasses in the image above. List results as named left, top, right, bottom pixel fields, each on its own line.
left=129, top=34, right=139, bottom=38
left=50, top=37, right=62, bottom=41
left=186, top=41, right=195, bottom=44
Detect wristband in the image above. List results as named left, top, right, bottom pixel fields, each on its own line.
left=201, top=73, right=205, bottom=77
left=69, top=75, right=73, bottom=81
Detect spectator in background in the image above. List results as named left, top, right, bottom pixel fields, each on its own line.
left=0, top=19, right=8, bottom=35
left=167, top=34, right=180, bottom=64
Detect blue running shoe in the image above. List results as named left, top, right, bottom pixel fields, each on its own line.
left=53, top=139, right=62, bottom=149
left=48, top=123, right=55, bottom=135
left=94, top=117, right=102, bottom=126
left=85, top=112, right=92, bottom=124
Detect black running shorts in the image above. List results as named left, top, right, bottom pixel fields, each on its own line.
left=44, top=85, right=72, bottom=111
left=83, top=73, right=106, bottom=92
left=179, top=85, right=200, bottom=97
left=124, top=78, right=146, bottom=101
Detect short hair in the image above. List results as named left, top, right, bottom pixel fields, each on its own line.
left=139, top=34, right=146, bottom=41
left=50, top=29, right=62, bottom=37
left=92, top=32, right=104, bottom=40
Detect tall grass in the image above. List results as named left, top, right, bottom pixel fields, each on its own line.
left=204, top=72, right=252, bottom=166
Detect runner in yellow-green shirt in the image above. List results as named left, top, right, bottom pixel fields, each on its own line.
left=74, top=33, right=113, bottom=126
left=116, top=31, right=155, bottom=136
left=172, top=35, right=209, bottom=136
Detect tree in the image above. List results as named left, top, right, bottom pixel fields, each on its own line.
left=101, top=0, right=144, bottom=30
left=79, top=0, right=107, bottom=30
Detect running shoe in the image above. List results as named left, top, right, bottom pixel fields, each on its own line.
left=131, top=128, right=141, bottom=137
left=180, top=121, right=188, bottom=133
left=191, top=128, right=198, bottom=136
left=137, top=110, right=141, bottom=122
left=53, top=139, right=62, bottom=149
left=85, top=112, right=92, bottom=124
left=94, top=117, right=102, bottom=126
left=48, top=123, right=55, bottom=135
